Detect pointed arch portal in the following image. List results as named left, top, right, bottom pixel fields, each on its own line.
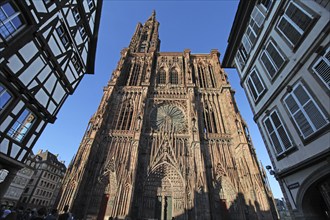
left=141, top=162, right=185, bottom=220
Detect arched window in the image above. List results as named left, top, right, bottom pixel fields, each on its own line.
left=157, top=68, right=166, bottom=84
left=170, top=69, right=178, bottom=84
left=0, top=2, right=25, bottom=40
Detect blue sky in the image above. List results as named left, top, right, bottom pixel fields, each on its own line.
left=34, top=1, right=283, bottom=199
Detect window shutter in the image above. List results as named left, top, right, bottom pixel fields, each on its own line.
left=247, top=69, right=265, bottom=101
left=270, top=112, right=292, bottom=150
left=313, top=49, right=330, bottom=88
left=285, top=83, right=328, bottom=138
left=277, top=2, right=313, bottom=46
left=267, top=42, right=285, bottom=70
left=277, top=17, right=301, bottom=46
left=261, top=52, right=276, bottom=77
left=264, top=111, right=292, bottom=155
left=285, top=94, right=313, bottom=137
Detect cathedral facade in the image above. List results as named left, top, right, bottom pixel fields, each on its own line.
left=57, top=12, right=277, bottom=220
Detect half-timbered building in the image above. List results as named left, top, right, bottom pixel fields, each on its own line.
left=0, top=0, right=102, bottom=198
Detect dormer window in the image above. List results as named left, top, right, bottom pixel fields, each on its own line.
left=0, top=2, right=24, bottom=40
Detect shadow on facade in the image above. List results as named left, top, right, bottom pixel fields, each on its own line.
left=103, top=191, right=275, bottom=220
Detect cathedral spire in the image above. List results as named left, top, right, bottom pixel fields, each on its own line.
left=129, top=11, right=160, bottom=53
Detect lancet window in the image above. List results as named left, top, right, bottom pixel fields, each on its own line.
left=208, top=64, right=216, bottom=87
left=202, top=103, right=218, bottom=133
left=170, top=68, right=178, bottom=84
left=128, top=63, right=140, bottom=86
left=157, top=68, right=166, bottom=84
left=197, top=64, right=206, bottom=88
left=115, top=101, right=134, bottom=130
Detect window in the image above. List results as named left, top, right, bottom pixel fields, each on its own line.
left=128, top=63, right=140, bottom=86
left=284, top=82, right=328, bottom=139
left=260, top=40, right=285, bottom=78
left=115, top=102, right=133, bottom=130
left=245, top=7, right=265, bottom=48
left=235, top=47, right=247, bottom=70
left=7, top=108, right=36, bottom=142
left=260, top=0, right=273, bottom=12
left=246, top=68, right=266, bottom=101
left=79, top=25, right=86, bottom=39
left=312, top=47, right=330, bottom=89
left=72, top=8, right=80, bottom=22
left=56, top=25, right=69, bottom=47
left=263, top=110, right=292, bottom=155
left=87, top=0, right=94, bottom=10
left=0, top=2, right=24, bottom=39
left=0, top=83, right=12, bottom=111
left=170, top=69, right=178, bottom=84
left=157, top=68, right=166, bottom=84
left=277, top=1, right=313, bottom=47
left=72, top=54, right=81, bottom=72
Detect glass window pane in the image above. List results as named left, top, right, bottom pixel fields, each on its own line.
left=11, top=16, right=22, bottom=29
left=2, top=3, right=15, bottom=17
left=8, top=109, right=36, bottom=142
left=0, top=84, right=12, bottom=110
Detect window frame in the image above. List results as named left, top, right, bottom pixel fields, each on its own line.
left=157, top=68, right=166, bottom=84
left=246, top=67, right=266, bottom=102
left=263, top=109, right=293, bottom=156
left=170, top=68, right=179, bottom=84
left=7, top=108, right=36, bottom=142
left=0, top=2, right=25, bottom=40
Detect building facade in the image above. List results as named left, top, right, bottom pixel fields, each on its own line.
left=57, top=12, right=277, bottom=220
left=0, top=0, right=102, bottom=198
left=222, top=0, right=330, bottom=219
left=0, top=153, right=37, bottom=208
left=19, top=150, right=66, bottom=209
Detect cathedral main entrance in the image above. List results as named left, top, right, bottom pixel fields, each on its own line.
left=141, top=163, right=185, bottom=220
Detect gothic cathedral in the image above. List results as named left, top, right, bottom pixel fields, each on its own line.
left=57, top=11, right=277, bottom=220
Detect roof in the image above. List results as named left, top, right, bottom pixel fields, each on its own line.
left=222, top=0, right=255, bottom=68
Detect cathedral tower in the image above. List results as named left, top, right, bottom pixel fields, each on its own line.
left=57, top=12, right=277, bottom=220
